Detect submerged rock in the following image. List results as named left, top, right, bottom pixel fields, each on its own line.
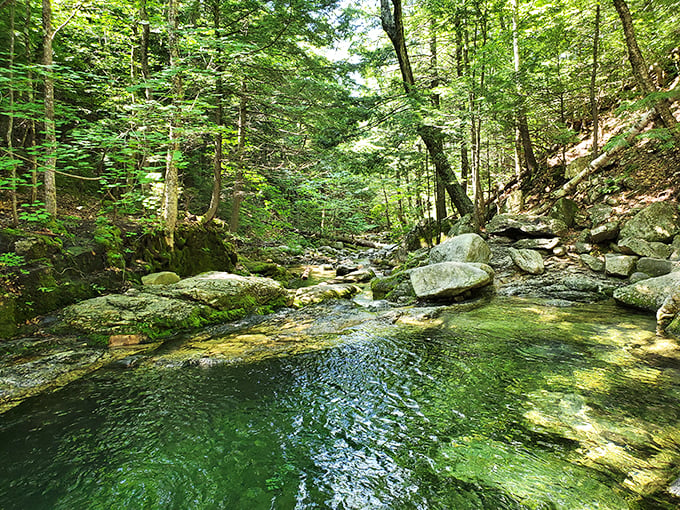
left=410, top=261, right=493, bottom=299
left=290, top=283, right=361, bottom=308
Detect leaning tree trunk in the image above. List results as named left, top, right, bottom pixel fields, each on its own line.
left=380, top=0, right=473, bottom=217
left=42, top=0, right=57, bottom=218
left=534, top=108, right=658, bottom=215
left=613, top=0, right=680, bottom=143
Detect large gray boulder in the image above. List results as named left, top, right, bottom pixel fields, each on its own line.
left=636, top=257, right=672, bottom=277
left=618, top=238, right=671, bottom=259
left=61, top=292, right=206, bottom=336
left=589, top=222, right=619, bottom=244
left=619, top=201, right=680, bottom=242
left=487, top=214, right=568, bottom=238
left=613, top=272, right=680, bottom=312
left=430, top=233, right=491, bottom=265
left=410, top=262, right=493, bottom=299
left=147, top=272, right=288, bottom=311
left=509, top=248, right=544, bottom=275
left=605, top=254, right=638, bottom=277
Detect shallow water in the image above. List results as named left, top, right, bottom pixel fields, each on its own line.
left=1, top=298, right=679, bottom=509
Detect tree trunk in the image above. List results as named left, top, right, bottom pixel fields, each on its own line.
left=204, top=1, right=223, bottom=223
left=162, top=0, right=181, bottom=249
left=24, top=0, right=38, bottom=203
left=229, top=89, right=247, bottom=233
left=590, top=4, right=601, bottom=159
left=511, top=0, right=538, bottom=187
left=139, top=0, right=152, bottom=101
left=613, top=0, right=679, bottom=142
left=7, top=0, right=18, bottom=226
left=380, top=0, right=473, bottom=217
left=42, top=0, right=58, bottom=218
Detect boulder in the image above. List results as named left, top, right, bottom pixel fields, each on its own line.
left=513, top=238, right=560, bottom=251
left=148, top=272, right=288, bottom=311
left=589, top=223, right=619, bottom=243
left=409, top=262, right=493, bottom=299
left=336, top=263, right=359, bottom=276
left=61, top=292, right=206, bottom=335
left=487, top=214, right=568, bottom=238
left=588, top=204, right=613, bottom=227
left=619, top=201, right=680, bottom=242
left=290, top=283, right=361, bottom=308
left=580, top=254, right=605, bottom=273
left=549, top=198, right=579, bottom=227
left=448, top=214, right=477, bottom=236
left=141, top=271, right=180, bottom=285
left=605, top=254, right=638, bottom=277
left=430, top=233, right=491, bottom=265
left=636, top=257, right=673, bottom=277
left=613, top=272, right=680, bottom=312
left=670, top=235, right=680, bottom=261
left=573, top=242, right=593, bottom=254
left=618, top=238, right=671, bottom=259
left=629, top=272, right=650, bottom=284
left=509, top=248, right=544, bottom=275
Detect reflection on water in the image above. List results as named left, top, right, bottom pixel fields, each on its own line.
left=0, top=298, right=679, bottom=509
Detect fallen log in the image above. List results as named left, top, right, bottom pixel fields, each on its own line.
left=293, top=229, right=388, bottom=249
left=533, top=108, right=658, bottom=215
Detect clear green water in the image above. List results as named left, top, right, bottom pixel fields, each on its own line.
left=1, top=298, right=679, bottom=509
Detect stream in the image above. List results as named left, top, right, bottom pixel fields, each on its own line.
left=0, top=296, right=679, bottom=509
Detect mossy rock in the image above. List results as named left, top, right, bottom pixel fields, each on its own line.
left=134, top=224, right=237, bottom=276
left=370, top=272, right=415, bottom=302
left=0, top=295, right=17, bottom=338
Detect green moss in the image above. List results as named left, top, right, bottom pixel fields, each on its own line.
left=94, top=218, right=125, bottom=270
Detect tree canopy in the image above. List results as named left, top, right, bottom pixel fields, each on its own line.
left=1, top=0, right=679, bottom=243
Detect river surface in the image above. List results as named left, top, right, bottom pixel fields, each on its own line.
left=0, top=297, right=679, bottom=509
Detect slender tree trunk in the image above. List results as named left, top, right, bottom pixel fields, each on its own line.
left=42, top=0, right=58, bottom=218
left=590, top=4, right=601, bottom=159
left=204, top=1, right=223, bottom=223
left=7, top=0, right=18, bottom=226
left=613, top=0, right=679, bottom=142
left=511, top=0, right=538, bottom=188
left=429, top=18, right=446, bottom=224
left=380, top=0, right=473, bottom=217
left=162, top=0, right=182, bottom=249
left=139, top=0, right=152, bottom=101
left=230, top=88, right=247, bottom=233
left=25, top=1, right=38, bottom=203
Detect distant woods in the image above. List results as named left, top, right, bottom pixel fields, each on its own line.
left=0, top=0, right=679, bottom=243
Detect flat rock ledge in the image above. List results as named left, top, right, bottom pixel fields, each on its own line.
left=59, top=272, right=361, bottom=342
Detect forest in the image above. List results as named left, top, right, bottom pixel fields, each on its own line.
left=3, top=1, right=680, bottom=507
left=0, top=0, right=676, bottom=241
